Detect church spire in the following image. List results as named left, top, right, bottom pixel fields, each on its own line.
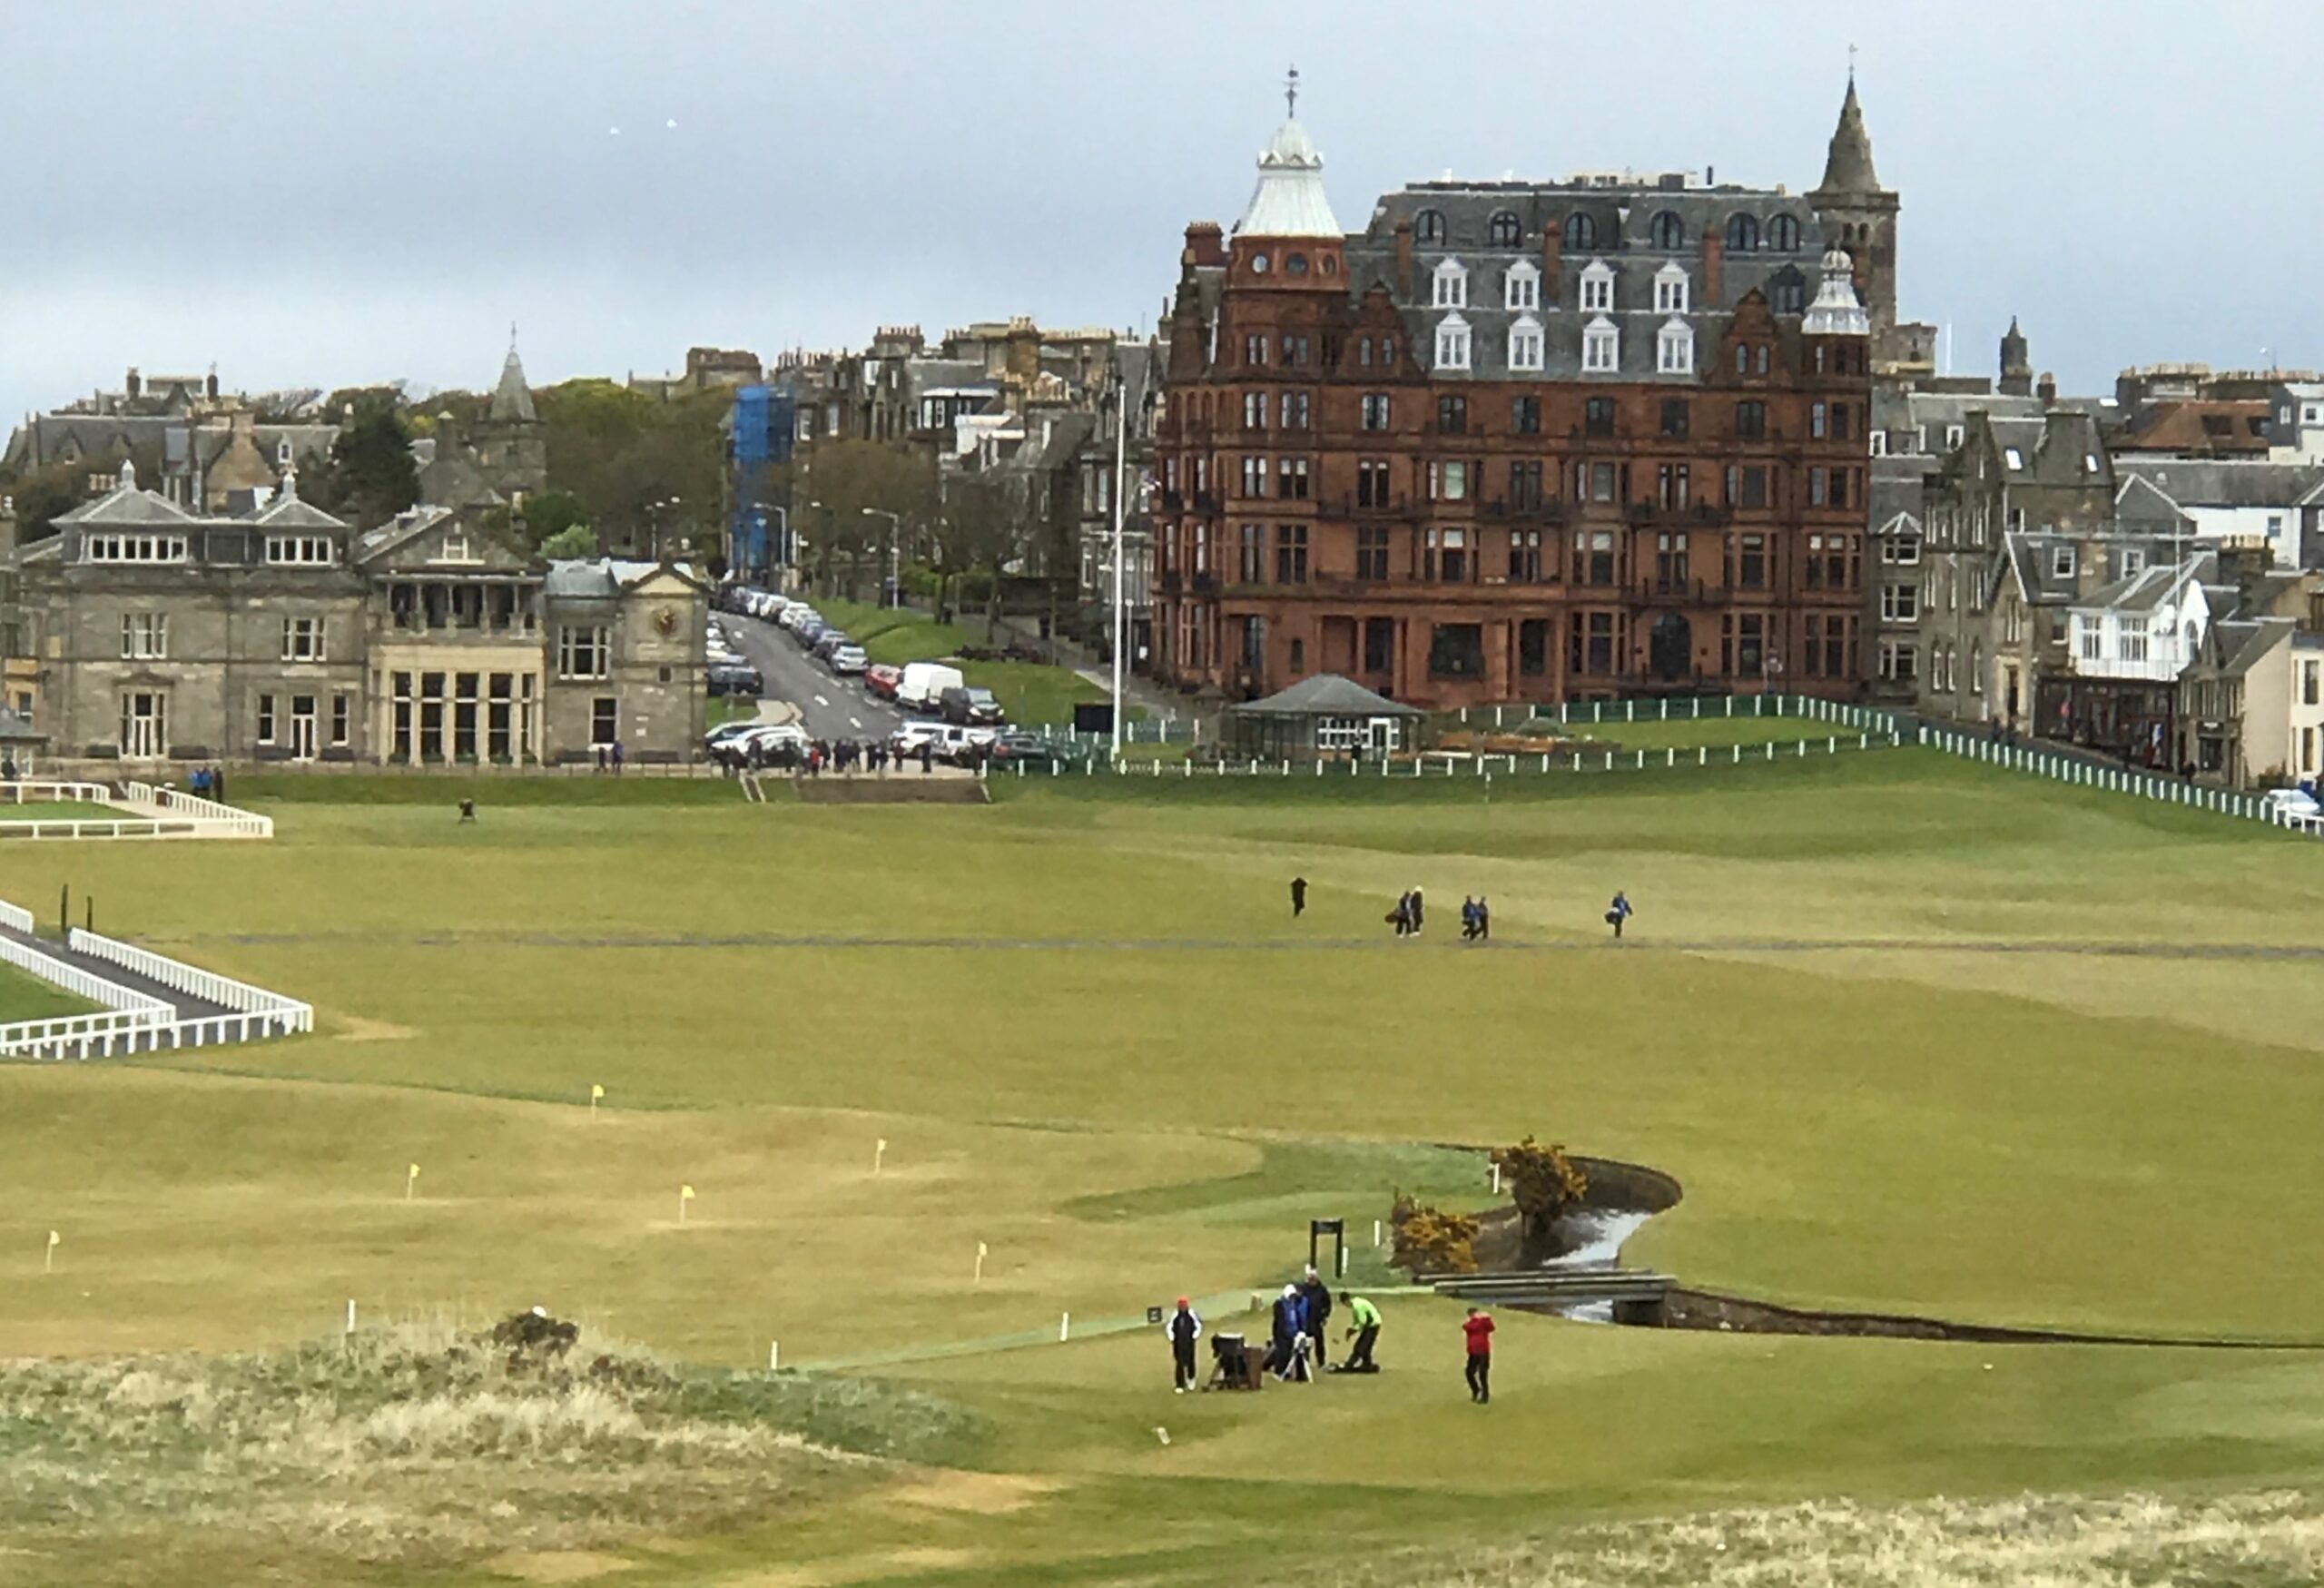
left=1814, top=70, right=1882, bottom=196
left=489, top=336, right=537, bottom=424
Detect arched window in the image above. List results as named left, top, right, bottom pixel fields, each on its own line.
left=1415, top=209, right=1447, bottom=245
left=1769, top=267, right=1807, bottom=316
left=1488, top=210, right=1522, bottom=248
left=1649, top=211, right=1684, bottom=251
left=1769, top=213, right=1801, bottom=252
left=1562, top=212, right=1596, bottom=252
left=1726, top=213, right=1760, bottom=252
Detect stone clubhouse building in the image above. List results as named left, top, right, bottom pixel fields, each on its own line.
left=15, top=461, right=708, bottom=766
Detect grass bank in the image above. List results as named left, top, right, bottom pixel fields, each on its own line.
left=0, top=960, right=98, bottom=1021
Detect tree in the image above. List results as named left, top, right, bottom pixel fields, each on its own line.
left=1391, top=1193, right=1481, bottom=1275
left=793, top=439, right=935, bottom=599
left=535, top=380, right=731, bottom=555
left=3, top=449, right=153, bottom=542
left=306, top=400, right=417, bottom=528
left=514, top=488, right=590, bottom=552
left=1491, top=1137, right=1590, bottom=1258
left=537, top=523, right=599, bottom=559
left=930, top=474, right=1018, bottom=626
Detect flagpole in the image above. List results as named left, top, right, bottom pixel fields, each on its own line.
left=1110, top=383, right=1128, bottom=759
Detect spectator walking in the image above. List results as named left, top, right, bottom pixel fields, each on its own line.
left=1461, top=896, right=1480, bottom=941
left=1388, top=890, right=1412, bottom=937
left=1168, top=1297, right=1203, bottom=1393
left=1290, top=876, right=1307, bottom=919
left=611, top=740, right=625, bottom=775
left=210, top=765, right=227, bottom=803
left=1606, top=890, right=1632, bottom=940
left=1337, top=1292, right=1382, bottom=1373
left=1268, top=1284, right=1303, bottom=1379
left=920, top=742, right=934, bottom=774
left=1408, top=887, right=1424, bottom=936
left=1476, top=896, right=1491, bottom=942
left=1462, top=1307, right=1494, bottom=1404
left=596, top=744, right=608, bottom=773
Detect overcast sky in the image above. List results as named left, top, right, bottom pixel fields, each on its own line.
left=4, top=1, right=2317, bottom=424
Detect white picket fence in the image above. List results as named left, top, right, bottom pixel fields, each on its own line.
left=0, top=898, right=313, bottom=1060
left=67, top=927, right=313, bottom=1039
left=123, top=783, right=274, bottom=837
left=1912, top=725, right=2315, bottom=831
left=0, top=931, right=178, bottom=1059
left=1001, top=730, right=1903, bottom=781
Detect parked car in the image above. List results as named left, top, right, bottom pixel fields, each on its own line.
left=812, top=631, right=854, bottom=663
left=886, top=721, right=994, bottom=762
left=827, top=645, right=869, bottom=676
left=988, top=731, right=1074, bottom=768
left=896, top=661, right=964, bottom=714
left=704, top=720, right=767, bottom=749
left=863, top=663, right=902, bottom=700
left=2265, top=786, right=2322, bottom=820
left=707, top=662, right=764, bottom=697
left=939, top=686, right=1005, bottom=726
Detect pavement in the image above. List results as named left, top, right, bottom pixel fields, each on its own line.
left=714, top=610, right=907, bottom=745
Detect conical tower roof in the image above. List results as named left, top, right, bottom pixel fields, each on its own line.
left=1236, top=71, right=1341, bottom=240
left=1814, top=76, right=1882, bottom=196
left=489, top=341, right=537, bottom=424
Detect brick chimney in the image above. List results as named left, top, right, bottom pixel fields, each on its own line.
left=2037, top=370, right=2057, bottom=404
left=1701, top=229, right=1724, bottom=308
left=1183, top=221, right=1226, bottom=269
left=1395, top=219, right=1415, bottom=301
left=1541, top=221, right=1561, bottom=297
left=1004, top=316, right=1040, bottom=385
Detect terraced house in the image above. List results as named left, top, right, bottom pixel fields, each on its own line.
left=13, top=463, right=706, bottom=766
left=1149, top=75, right=1899, bottom=707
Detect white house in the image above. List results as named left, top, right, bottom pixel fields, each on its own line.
left=2113, top=460, right=2324, bottom=570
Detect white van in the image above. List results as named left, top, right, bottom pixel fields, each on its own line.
left=896, top=661, right=965, bottom=714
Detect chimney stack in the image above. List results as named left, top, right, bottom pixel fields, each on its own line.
left=1394, top=219, right=1415, bottom=301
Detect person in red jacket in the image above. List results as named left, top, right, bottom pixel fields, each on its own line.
left=1462, top=1307, right=1494, bottom=1404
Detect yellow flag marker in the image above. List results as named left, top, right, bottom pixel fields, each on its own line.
left=590, top=1083, right=606, bottom=1117
left=873, top=1137, right=888, bottom=1175
left=406, top=1163, right=419, bottom=1201
left=974, top=1240, right=988, bottom=1285
left=679, top=1184, right=696, bottom=1226
left=44, top=1230, right=59, bottom=1275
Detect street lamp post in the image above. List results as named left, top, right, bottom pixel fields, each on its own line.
left=861, top=508, right=902, bottom=608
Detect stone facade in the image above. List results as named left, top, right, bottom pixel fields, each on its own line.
left=15, top=464, right=705, bottom=767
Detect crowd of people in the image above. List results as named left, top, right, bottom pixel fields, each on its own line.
left=709, top=735, right=940, bottom=777
left=1167, top=1278, right=1492, bottom=1405
left=1344, top=883, right=1632, bottom=941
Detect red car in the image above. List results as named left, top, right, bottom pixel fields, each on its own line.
left=864, top=664, right=902, bottom=700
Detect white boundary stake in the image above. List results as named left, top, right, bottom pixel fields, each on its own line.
left=769, top=1340, right=780, bottom=1372
left=1059, top=1311, right=1071, bottom=1343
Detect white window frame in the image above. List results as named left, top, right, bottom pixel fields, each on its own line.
left=1883, top=536, right=1922, bottom=566
left=2052, top=545, right=2076, bottom=579
left=2004, top=447, right=2025, bottom=470
left=2120, top=616, right=2149, bottom=663
left=2078, top=616, right=2102, bottom=661
left=1581, top=315, right=1620, bottom=374
left=1506, top=314, right=1544, bottom=373
left=2121, top=547, right=2146, bottom=577
left=1652, top=261, right=1689, bottom=314
left=281, top=616, right=325, bottom=662
left=1432, top=257, right=1469, bottom=310
left=1579, top=259, right=1614, bottom=313
left=1656, top=317, right=1695, bottom=375
left=265, top=535, right=334, bottom=566
left=1434, top=312, right=1472, bottom=372
left=1881, top=582, right=1919, bottom=623
left=84, top=533, right=188, bottom=565
left=1504, top=261, right=1541, bottom=311
left=119, top=612, right=168, bottom=660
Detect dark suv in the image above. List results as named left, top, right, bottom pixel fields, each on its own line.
left=939, top=686, right=1005, bottom=726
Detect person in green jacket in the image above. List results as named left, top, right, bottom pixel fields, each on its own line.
left=1336, top=1292, right=1383, bottom=1374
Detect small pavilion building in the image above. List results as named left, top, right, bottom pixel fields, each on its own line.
left=1223, top=674, right=1423, bottom=760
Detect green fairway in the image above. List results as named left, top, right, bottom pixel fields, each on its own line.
left=5, top=748, right=2324, bottom=1583
left=0, top=803, right=94, bottom=821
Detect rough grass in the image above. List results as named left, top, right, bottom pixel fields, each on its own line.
left=1351, top=1490, right=2324, bottom=1587
left=0, top=1317, right=970, bottom=1571
left=231, top=773, right=743, bottom=805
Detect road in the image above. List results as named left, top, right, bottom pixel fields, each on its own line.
left=715, top=609, right=907, bottom=744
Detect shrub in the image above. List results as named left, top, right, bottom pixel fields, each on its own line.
left=1492, top=1137, right=1590, bottom=1256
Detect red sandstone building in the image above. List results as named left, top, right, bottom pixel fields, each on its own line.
left=1152, top=84, right=1885, bottom=708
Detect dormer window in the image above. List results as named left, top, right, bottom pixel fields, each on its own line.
left=1507, top=315, right=1544, bottom=373
left=1580, top=259, right=1614, bottom=313
left=275, top=439, right=293, bottom=466
left=1434, top=313, right=1472, bottom=372
left=1562, top=212, right=1597, bottom=252
left=434, top=532, right=475, bottom=565
left=1582, top=316, right=1620, bottom=374
left=266, top=535, right=334, bottom=566
left=1488, top=210, right=1521, bottom=248
left=1649, top=211, right=1685, bottom=250
left=1415, top=209, right=1446, bottom=245
left=2052, top=545, right=2076, bottom=578
left=1769, top=213, right=1802, bottom=252
left=1653, top=262, right=1689, bottom=314
left=2004, top=447, right=2025, bottom=470
left=1504, top=261, right=1541, bottom=311
left=1433, top=258, right=1469, bottom=310
left=1657, top=318, right=1695, bottom=375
